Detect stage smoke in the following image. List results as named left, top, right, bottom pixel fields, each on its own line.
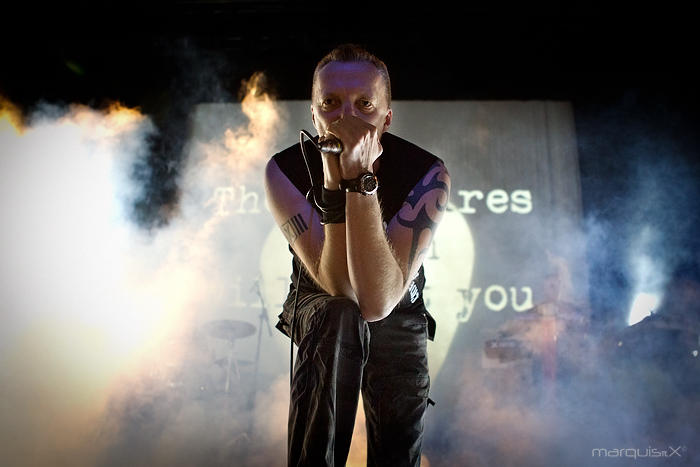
left=0, top=67, right=288, bottom=466
left=2, top=86, right=697, bottom=467
left=420, top=94, right=700, bottom=467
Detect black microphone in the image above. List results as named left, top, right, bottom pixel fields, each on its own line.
left=318, top=136, right=343, bottom=154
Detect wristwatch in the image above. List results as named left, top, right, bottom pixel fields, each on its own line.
left=340, top=172, right=379, bottom=195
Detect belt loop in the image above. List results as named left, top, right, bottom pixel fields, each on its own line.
left=424, top=311, right=436, bottom=341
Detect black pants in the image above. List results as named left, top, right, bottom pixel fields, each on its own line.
left=281, top=293, right=430, bottom=467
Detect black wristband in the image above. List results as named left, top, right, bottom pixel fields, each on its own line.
left=313, top=186, right=346, bottom=224
left=321, top=186, right=345, bottom=207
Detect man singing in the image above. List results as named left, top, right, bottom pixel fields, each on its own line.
left=264, top=43, right=450, bottom=466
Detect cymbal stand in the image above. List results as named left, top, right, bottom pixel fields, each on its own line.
left=250, top=277, right=272, bottom=409
left=224, top=343, right=241, bottom=394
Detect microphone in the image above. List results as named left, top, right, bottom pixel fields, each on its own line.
left=318, top=136, right=343, bottom=154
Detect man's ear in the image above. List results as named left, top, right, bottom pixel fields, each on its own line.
left=310, top=104, right=318, bottom=131
left=383, top=108, right=393, bottom=132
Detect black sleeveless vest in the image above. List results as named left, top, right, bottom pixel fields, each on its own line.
left=273, top=132, right=440, bottom=337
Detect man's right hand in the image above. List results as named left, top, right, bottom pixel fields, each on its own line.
left=322, top=116, right=383, bottom=187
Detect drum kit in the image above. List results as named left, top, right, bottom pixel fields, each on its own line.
left=155, top=280, right=273, bottom=403
left=99, top=316, right=261, bottom=462
left=101, top=280, right=277, bottom=466
left=483, top=301, right=590, bottom=364
left=483, top=299, right=700, bottom=401
left=150, top=318, right=260, bottom=403
left=155, top=290, right=265, bottom=400
left=201, top=319, right=257, bottom=395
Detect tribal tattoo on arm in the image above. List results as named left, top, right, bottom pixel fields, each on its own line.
left=281, top=213, right=309, bottom=245
left=396, top=161, right=450, bottom=276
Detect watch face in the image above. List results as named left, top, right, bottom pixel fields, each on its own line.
left=360, top=173, right=378, bottom=194
left=341, top=172, right=378, bottom=194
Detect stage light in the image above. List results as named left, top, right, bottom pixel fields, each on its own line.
left=627, top=292, right=660, bottom=326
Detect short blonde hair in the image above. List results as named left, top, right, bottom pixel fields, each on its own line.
left=312, top=43, right=391, bottom=106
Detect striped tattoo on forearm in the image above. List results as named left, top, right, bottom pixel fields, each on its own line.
left=281, top=213, right=309, bottom=244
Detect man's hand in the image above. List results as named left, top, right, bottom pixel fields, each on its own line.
left=325, top=116, right=383, bottom=180
left=321, top=152, right=343, bottom=190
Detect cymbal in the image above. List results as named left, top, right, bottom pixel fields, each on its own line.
left=202, top=319, right=256, bottom=341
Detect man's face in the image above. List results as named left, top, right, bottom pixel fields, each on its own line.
left=311, top=61, right=392, bottom=136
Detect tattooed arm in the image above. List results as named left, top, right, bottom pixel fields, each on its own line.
left=265, top=155, right=449, bottom=315
left=264, top=158, right=355, bottom=298
left=346, top=160, right=450, bottom=321
left=387, top=160, right=450, bottom=292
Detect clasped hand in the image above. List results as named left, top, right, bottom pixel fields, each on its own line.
left=321, top=116, right=382, bottom=189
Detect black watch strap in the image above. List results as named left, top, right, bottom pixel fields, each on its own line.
left=340, top=172, right=379, bottom=195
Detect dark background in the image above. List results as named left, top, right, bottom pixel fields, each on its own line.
left=3, top=1, right=699, bottom=323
